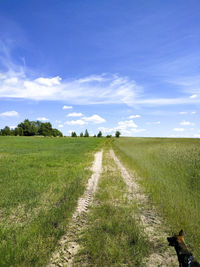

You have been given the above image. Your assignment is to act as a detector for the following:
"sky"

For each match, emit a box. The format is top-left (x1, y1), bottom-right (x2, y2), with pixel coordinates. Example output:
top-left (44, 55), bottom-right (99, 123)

top-left (0, 0), bottom-right (200, 137)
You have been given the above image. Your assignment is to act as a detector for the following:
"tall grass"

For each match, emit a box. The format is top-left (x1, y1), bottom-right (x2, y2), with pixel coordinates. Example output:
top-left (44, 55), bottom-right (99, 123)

top-left (0, 136), bottom-right (103, 267)
top-left (75, 150), bottom-right (150, 266)
top-left (113, 137), bottom-right (200, 259)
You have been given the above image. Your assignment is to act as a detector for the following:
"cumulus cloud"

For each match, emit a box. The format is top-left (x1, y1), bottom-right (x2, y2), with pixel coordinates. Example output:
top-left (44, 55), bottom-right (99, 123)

top-left (58, 124), bottom-right (64, 128)
top-left (180, 121), bottom-right (195, 126)
top-left (63, 105), bottom-right (73, 110)
top-left (65, 114), bottom-right (106, 125)
top-left (0, 110), bottom-right (19, 117)
top-left (173, 128), bottom-right (185, 132)
top-left (146, 121), bottom-right (160, 125)
top-left (65, 120), bottom-right (87, 126)
top-left (67, 112), bottom-right (83, 117)
top-left (98, 119), bottom-right (146, 136)
top-left (83, 115), bottom-right (106, 124)
top-left (129, 115), bottom-right (141, 119)
top-left (35, 76), bottom-right (61, 86)
top-left (37, 117), bottom-right (49, 121)
top-left (118, 120), bottom-right (138, 128)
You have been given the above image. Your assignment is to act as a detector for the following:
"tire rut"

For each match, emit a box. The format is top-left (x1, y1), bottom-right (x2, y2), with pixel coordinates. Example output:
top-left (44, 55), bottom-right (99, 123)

top-left (110, 149), bottom-right (177, 267)
top-left (47, 150), bottom-right (103, 267)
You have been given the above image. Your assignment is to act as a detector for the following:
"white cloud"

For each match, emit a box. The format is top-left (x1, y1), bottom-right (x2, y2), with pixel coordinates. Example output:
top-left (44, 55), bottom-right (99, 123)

top-left (83, 114), bottom-right (106, 124)
top-left (180, 121), bottom-right (195, 126)
top-left (129, 114), bottom-right (141, 119)
top-left (98, 119), bottom-right (146, 137)
top-left (0, 72), bottom-right (142, 105)
top-left (0, 110), bottom-right (19, 117)
top-left (194, 134), bottom-right (200, 138)
top-left (65, 114), bottom-right (106, 125)
top-left (37, 117), bottom-right (49, 121)
top-left (9, 125), bottom-right (17, 129)
top-left (65, 120), bottom-right (87, 125)
top-left (179, 111), bottom-right (187, 115)
top-left (67, 112), bottom-right (83, 117)
top-left (63, 105), bottom-right (73, 110)
top-left (58, 124), bottom-right (64, 128)
top-left (190, 94), bottom-right (198, 99)
top-left (146, 121), bottom-right (160, 125)
top-left (173, 128), bottom-right (185, 132)
top-left (35, 76), bottom-right (61, 86)
top-left (5, 77), bottom-right (18, 84)
top-left (191, 111), bottom-right (196, 114)
top-left (77, 74), bottom-right (106, 83)
top-left (118, 120), bottom-right (138, 128)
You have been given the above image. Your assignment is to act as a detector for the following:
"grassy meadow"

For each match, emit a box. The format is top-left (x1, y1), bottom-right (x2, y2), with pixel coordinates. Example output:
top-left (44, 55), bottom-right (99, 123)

top-left (0, 136), bottom-right (103, 267)
top-left (113, 137), bottom-right (200, 259)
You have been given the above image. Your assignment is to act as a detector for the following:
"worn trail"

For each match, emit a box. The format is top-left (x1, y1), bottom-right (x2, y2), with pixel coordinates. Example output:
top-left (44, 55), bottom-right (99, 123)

top-left (110, 149), bottom-right (177, 266)
top-left (47, 150), bottom-right (103, 267)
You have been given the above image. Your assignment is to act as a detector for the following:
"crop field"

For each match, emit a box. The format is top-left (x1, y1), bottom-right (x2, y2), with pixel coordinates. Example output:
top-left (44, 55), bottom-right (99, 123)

top-left (0, 136), bottom-right (103, 267)
top-left (113, 137), bottom-right (200, 259)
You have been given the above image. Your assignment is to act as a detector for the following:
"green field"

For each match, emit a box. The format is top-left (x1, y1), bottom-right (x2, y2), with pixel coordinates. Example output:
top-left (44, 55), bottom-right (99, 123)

top-left (113, 137), bottom-right (200, 259)
top-left (0, 136), bottom-right (103, 267)
top-left (1, 136), bottom-right (200, 266)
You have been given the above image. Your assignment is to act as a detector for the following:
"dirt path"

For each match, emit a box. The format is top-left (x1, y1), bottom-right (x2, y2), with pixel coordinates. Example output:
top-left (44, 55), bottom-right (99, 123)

top-left (110, 150), bottom-right (177, 266)
top-left (47, 150), bottom-right (103, 267)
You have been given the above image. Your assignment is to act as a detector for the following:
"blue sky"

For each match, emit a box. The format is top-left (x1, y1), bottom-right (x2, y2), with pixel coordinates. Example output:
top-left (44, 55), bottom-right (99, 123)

top-left (0, 0), bottom-right (200, 137)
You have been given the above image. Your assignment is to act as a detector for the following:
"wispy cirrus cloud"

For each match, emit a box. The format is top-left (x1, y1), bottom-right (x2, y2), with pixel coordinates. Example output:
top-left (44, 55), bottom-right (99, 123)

top-left (0, 70), bottom-right (141, 105)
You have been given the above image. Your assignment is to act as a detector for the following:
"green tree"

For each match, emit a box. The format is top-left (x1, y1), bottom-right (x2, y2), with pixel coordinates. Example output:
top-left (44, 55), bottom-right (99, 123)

top-left (71, 131), bottom-right (77, 137)
top-left (18, 119), bottom-right (37, 136)
top-left (80, 132), bottom-right (83, 137)
top-left (84, 129), bottom-right (89, 137)
top-left (97, 131), bottom-right (102, 137)
top-left (38, 122), bottom-right (52, 136)
top-left (1, 126), bottom-right (11, 136)
top-left (52, 129), bottom-right (63, 137)
top-left (115, 131), bottom-right (121, 138)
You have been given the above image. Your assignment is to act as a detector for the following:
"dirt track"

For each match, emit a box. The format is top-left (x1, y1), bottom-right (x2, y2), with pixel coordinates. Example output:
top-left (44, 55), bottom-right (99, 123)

top-left (48, 149), bottom-right (177, 266)
top-left (47, 150), bottom-right (103, 267)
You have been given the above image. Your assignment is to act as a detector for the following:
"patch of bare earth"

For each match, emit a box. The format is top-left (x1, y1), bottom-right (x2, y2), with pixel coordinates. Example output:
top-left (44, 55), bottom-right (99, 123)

top-left (110, 150), bottom-right (177, 267)
top-left (47, 150), bottom-right (103, 267)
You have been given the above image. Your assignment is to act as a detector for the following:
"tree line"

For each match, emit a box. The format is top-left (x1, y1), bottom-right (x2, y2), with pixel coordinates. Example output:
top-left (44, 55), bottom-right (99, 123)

top-left (0, 119), bottom-right (63, 137)
top-left (71, 129), bottom-right (121, 138)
